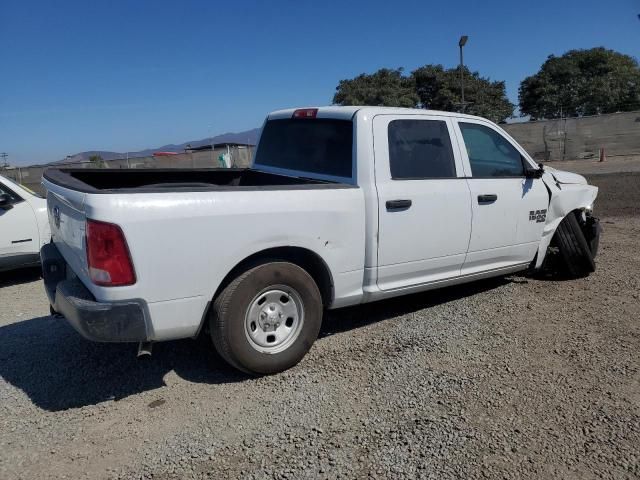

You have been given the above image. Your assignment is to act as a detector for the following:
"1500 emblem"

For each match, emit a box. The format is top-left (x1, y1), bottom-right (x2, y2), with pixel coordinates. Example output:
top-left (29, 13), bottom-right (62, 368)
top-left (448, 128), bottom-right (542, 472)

top-left (529, 209), bottom-right (547, 223)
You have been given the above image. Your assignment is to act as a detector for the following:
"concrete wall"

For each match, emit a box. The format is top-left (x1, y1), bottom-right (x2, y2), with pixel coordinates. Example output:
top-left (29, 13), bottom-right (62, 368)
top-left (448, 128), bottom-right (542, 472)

top-left (2, 146), bottom-right (254, 196)
top-left (503, 110), bottom-right (640, 162)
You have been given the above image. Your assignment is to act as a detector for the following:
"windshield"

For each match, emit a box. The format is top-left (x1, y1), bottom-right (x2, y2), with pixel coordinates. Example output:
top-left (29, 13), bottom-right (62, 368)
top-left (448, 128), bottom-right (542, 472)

top-left (253, 118), bottom-right (353, 180)
top-left (1, 175), bottom-right (43, 198)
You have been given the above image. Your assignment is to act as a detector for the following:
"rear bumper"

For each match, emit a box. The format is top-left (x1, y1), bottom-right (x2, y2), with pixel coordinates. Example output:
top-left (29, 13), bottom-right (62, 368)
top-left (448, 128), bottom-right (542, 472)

top-left (41, 243), bottom-right (150, 342)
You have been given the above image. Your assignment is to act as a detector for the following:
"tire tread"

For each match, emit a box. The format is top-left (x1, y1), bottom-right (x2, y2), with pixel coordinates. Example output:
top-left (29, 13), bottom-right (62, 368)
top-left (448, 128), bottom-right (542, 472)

top-left (210, 261), bottom-right (322, 375)
top-left (554, 211), bottom-right (595, 278)
top-left (211, 267), bottom-right (256, 374)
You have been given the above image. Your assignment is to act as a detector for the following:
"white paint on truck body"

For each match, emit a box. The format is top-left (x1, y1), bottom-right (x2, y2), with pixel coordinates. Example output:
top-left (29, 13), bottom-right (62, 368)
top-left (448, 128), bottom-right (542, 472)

top-left (0, 175), bottom-right (50, 270)
top-left (42, 106), bottom-right (599, 342)
top-left (44, 179), bottom-right (366, 340)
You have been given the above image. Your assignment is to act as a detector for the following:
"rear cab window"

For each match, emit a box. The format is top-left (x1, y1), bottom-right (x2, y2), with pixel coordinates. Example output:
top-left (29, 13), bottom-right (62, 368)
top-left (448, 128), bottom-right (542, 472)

top-left (253, 118), bottom-right (354, 182)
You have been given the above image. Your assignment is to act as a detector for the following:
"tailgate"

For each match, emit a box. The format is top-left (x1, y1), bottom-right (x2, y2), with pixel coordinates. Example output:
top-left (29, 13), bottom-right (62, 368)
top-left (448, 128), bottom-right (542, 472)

top-left (45, 182), bottom-right (89, 283)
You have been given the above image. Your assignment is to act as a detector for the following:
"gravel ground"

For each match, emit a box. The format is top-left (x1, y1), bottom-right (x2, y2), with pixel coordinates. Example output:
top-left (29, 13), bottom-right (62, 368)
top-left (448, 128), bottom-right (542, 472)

top-left (1, 171), bottom-right (639, 480)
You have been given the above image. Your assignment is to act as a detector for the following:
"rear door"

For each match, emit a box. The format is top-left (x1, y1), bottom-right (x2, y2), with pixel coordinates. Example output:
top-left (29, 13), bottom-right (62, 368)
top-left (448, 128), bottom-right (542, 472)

top-left (453, 119), bottom-right (548, 274)
top-left (373, 114), bottom-right (472, 291)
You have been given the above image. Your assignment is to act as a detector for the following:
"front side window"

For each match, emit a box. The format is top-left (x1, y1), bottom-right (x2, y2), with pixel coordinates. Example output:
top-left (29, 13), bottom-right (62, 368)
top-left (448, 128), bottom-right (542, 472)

top-left (388, 119), bottom-right (456, 179)
top-left (459, 122), bottom-right (524, 177)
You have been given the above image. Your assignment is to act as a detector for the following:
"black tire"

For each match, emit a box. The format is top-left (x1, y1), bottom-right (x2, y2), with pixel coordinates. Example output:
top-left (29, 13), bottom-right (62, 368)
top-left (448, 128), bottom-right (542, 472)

top-left (584, 216), bottom-right (601, 257)
top-left (554, 211), bottom-right (596, 278)
top-left (210, 261), bottom-right (323, 375)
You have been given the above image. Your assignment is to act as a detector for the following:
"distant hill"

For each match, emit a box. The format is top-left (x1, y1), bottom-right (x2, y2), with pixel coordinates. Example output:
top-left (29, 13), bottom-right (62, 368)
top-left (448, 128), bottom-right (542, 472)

top-left (57, 128), bottom-right (260, 164)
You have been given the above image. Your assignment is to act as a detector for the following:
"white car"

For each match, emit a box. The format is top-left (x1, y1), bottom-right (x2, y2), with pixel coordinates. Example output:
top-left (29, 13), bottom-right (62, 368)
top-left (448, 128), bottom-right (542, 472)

top-left (0, 175), bottom-right (50, 272)
top-left (40, 106), bottom-right (601, 374)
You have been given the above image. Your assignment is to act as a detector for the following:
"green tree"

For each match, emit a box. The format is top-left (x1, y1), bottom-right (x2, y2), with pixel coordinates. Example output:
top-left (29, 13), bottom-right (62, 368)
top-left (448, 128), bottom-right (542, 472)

top-left (333, 68), bottom-right (419, 108)
top-left (88, 154), bottom-right (105, 168)
top-left (333, 65), bottom-right (514, 122)
top-left (519, 47), bottom-right (640, 119)
top-left (412, 65), bottom-right (514, 123)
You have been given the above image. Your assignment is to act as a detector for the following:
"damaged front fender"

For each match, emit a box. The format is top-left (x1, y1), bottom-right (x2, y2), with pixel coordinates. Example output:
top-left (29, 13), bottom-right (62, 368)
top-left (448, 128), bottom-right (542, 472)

top-left (534, 169), bottom-right (598, 269)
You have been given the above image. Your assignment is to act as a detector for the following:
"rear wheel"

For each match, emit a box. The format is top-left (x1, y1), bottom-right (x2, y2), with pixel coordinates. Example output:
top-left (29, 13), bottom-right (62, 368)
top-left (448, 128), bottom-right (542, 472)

top-left (553, 211), bottom-right (596, 278)
top-left (210, 261), bottom-right (323, 375)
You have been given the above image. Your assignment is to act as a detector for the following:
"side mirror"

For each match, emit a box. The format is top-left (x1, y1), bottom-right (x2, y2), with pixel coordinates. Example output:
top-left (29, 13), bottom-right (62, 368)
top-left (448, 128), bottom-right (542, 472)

top-left (524, 166), bottom-right (544, 179)
top-left (0, 193), bottom-right (13, 209)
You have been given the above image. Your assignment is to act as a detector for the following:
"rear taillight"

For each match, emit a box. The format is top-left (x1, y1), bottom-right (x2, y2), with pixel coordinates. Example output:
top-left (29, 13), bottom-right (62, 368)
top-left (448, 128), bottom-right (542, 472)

top-left (292, 108), bottom-right (318, 119)
top-left (86, 219), bottom-right (136, 286)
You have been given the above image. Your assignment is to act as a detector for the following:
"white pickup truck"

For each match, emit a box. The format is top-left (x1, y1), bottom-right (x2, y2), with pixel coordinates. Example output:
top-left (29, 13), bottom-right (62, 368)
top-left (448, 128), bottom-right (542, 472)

top-left (41, 106), bottom-right (601, 374)
top-left (1, 174), bottom-right (50, 272)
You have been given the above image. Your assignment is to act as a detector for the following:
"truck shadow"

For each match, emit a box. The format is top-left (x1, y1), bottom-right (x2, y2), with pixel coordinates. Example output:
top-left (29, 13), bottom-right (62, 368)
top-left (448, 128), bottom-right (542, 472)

top-left (0, 315), bottom-right (245, 412)
top-left (0, 267), bottom-right (42, 288)
top-left (320, 276), bottom-right (511, 338)
top-left (0, 277), bottom-right (511, 412)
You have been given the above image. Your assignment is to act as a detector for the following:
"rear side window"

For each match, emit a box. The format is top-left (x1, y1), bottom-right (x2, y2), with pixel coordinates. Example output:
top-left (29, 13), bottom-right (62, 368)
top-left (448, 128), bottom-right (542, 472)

top-left (459, 122), bottom-right (524, 177)
top-left (388, 120), bottom-right (456, 179)
top-left (254, 119), bottom-right (353, 179)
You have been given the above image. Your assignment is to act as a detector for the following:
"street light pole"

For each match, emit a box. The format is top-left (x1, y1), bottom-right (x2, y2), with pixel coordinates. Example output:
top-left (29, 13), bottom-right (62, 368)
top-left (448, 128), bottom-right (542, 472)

top-left (459, 35), bottom-right (468, 113)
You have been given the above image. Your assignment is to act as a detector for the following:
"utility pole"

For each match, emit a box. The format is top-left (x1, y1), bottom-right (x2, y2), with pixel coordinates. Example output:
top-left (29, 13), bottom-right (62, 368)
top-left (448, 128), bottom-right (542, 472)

top-left (459, 35), bottom-right (469, 113)
top-left (208, 124), bottom-right (215, 166)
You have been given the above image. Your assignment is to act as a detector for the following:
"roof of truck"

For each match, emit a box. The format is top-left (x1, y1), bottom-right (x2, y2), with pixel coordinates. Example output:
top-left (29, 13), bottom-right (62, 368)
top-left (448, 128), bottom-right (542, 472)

top-left (268, 106), bottom-right (488, 122)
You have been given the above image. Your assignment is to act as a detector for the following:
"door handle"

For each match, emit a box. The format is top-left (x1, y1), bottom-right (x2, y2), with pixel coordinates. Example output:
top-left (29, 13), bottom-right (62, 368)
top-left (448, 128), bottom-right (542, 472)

top-left (478, 194), bottom-right (498, 204)
top-left (386, 199), bottom-right (412, 211)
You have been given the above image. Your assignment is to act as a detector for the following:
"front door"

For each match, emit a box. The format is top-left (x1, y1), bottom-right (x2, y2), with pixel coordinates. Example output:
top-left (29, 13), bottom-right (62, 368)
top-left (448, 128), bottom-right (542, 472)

top-left (0, 183), bottom-right (39, 263)
top-left (373, 115), bottom-right (472, 291)
top-left (453, 120), bottom-right (548, 275)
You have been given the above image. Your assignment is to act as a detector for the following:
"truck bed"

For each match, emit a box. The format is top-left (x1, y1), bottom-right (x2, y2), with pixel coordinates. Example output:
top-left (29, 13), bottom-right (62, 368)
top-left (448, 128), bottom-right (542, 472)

top-left (42, 163), bottom-right (366, 341)
top-left (43, 168), bottom-right (350, 194)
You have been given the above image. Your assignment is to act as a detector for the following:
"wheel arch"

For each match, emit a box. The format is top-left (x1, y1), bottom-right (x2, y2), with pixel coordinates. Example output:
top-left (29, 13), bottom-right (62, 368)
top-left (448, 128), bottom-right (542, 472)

top-left (533, 179), bottom-right (598, 270)
top-left (534, 207), bottom-right (589, 269)
top-left (193, 246), bottom-right (335, 340)
top-left (213, 246), bottom-right (334, 308)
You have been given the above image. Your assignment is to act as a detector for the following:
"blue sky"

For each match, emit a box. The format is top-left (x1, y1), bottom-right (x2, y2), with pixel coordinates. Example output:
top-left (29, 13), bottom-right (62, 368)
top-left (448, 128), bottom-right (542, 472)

top-left (1, 0), bottom-right (639, 165)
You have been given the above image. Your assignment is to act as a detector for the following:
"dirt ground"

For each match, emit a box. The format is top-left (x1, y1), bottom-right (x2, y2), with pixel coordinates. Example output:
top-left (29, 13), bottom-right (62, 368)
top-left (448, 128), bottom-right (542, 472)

top-left (0, 169), bottom-right (639, 479)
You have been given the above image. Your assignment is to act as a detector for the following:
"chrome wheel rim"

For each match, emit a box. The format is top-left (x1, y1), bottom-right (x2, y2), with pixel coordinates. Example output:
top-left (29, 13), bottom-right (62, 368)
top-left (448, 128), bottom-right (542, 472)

top-left (244, 285), bottom-right (304, 354)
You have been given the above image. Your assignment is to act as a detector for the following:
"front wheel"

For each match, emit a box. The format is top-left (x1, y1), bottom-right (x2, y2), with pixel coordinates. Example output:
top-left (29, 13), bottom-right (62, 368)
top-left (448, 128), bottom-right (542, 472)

top-left (553, 211), bottom-right (598, 278)
top-left (210, 262), bottom-right (323, 375)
